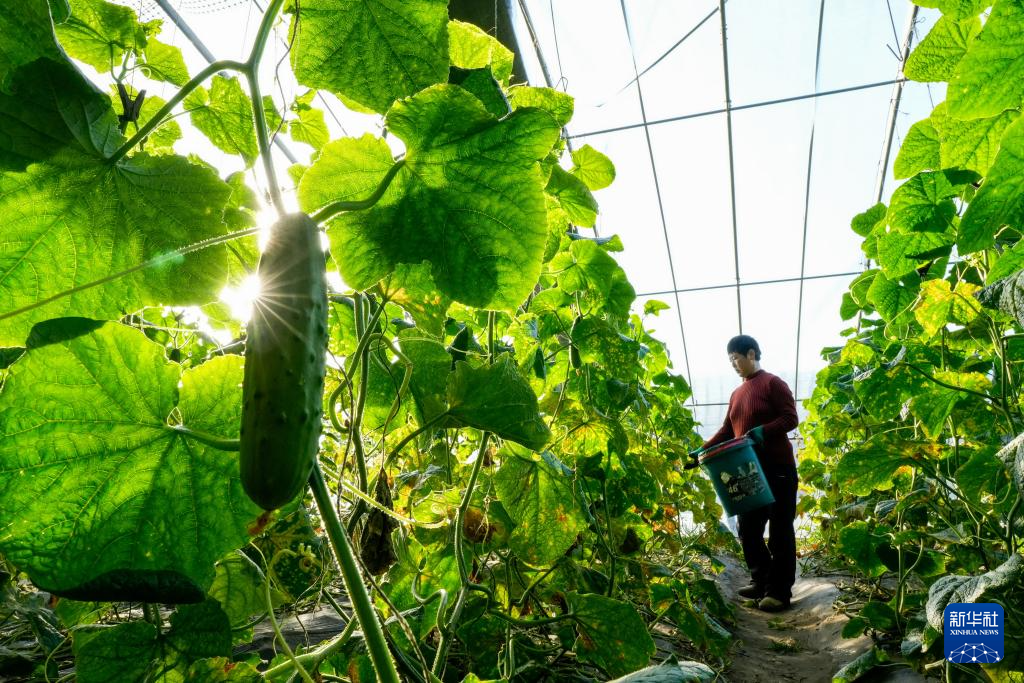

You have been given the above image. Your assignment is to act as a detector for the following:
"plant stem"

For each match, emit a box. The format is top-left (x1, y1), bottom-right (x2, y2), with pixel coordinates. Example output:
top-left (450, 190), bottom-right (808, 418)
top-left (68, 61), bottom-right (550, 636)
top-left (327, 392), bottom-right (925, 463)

top-left (309, 464), bottom-right (401, 683)
top-left (262, 618), bottom-right (358, 679)
top-left (168, 426), bottom-right (240, 450)
top-left (107, 60), bottom-right (248, 163)
top-left (311, 160), bottom-right (408, 224)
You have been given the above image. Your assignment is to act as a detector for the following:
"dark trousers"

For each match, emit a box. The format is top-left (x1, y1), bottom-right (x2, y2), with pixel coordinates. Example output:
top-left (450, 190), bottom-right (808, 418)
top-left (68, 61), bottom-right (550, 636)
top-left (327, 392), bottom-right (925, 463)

top-left (737, 463), bottom-right (798, 601)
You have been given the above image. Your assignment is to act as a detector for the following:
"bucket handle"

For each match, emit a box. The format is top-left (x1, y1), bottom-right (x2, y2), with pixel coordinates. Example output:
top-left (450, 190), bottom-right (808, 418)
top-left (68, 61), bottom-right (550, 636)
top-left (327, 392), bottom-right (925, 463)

top-left (683, 447), bottom-right (703, 470)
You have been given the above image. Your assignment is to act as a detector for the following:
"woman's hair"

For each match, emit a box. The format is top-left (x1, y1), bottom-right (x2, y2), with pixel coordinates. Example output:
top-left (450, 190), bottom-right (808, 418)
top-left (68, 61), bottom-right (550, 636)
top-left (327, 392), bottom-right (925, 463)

top-left (727, 334), bottom-right (761, 361)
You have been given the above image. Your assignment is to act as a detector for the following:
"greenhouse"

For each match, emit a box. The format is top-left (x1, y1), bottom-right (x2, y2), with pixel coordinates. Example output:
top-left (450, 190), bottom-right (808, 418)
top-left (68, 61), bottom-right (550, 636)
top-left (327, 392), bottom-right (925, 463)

top-left (0, 0), bottom-right (1021, 681)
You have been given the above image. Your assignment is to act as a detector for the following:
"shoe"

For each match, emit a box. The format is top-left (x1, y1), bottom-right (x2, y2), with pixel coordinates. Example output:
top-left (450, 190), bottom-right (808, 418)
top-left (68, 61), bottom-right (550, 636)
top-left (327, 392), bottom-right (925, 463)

top-left (737, 583), bottom-right (766, 599)
top-left (757, 596), bottom-right (791, 612)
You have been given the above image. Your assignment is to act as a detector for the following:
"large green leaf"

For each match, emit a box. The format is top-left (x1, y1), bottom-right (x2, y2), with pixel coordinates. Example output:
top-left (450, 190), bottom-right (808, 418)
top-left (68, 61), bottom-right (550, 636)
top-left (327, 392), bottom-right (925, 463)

top-left (958, 115), bottom-right (1024, 252)
top-left (925, 552), bottom-right (1024, 630)
top-left (547, 165), bottom-right (598, 227)
top-left (447, 356), bottom-right (550, 450)
top-left (56, 0), bottom-right (149, 73)
top-left (566, 592), bottom-right (656, 678)
top-left (835, 446), bottom-right (913, 496)
top-left (73, 598), bottom-right (232, 682)
top-left (931, 101), bottom-right (1019, 176)
top-left (977, 268), bottom-right (1024, 326)
top-left (0, 147), bottom-right (235, 345)
top-left (398, 332), bottom-right (450, 425)
top-left (911, 0), bottom-right (990, 18)
top-left (139, 36), bottom-right (189, 86)
top-left (948, 0), bottom-right (1024, 119)
top-left (0, 324), bottom-right (261, 600)
top-left (886, 171), bottom-right (960, 233)
top-left (905, 15), bottom-right (981, 82)
top-left (876, 230), bottom-right (952, 278)
top-left (288, 90), bottom-right (329, 151)
top-left (915, 279), bottom-right (981, 336)
top-left (866, 271), bottom-right (920, 320)
top-left (298, 134), bottom-right (395, 212)
top-left (571, 144), bottom-right (616, 191)
top-left (552, 240), bottom-right (636, 319)
top-left (494, 449), bottom-right (584, 566)
top-left (0, 58), bottom-right (122, 171)
top-left (0, 3), bottom-right (64, 93)
top-left (910, 371), bottom-right (989, 437)
top-left (289, 0), bottom-right (449, 114)
top-left (893, 119), bottom-right (940, 179)
top-left (837, 522), bottom-right (888, 578)
top-left (508, 85), bottom-right (574, 127)
top-left (449, 20), bottom-right (514, 85)
top-left (322, 85), bottom-right (560, 311)
top-left (185, 75), bottom-right (258, 166)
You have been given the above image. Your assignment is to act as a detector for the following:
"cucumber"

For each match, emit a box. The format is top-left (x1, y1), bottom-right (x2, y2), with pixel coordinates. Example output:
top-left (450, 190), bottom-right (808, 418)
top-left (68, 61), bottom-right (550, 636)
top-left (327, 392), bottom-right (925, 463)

top-left (240, 213), bottom-right (328, 510)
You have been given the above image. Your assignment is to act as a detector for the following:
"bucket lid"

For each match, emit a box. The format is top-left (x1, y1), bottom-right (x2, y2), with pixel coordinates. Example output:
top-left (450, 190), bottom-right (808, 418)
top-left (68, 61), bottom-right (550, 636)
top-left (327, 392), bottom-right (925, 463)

top-left (699, 435), bottom-right (753, 463)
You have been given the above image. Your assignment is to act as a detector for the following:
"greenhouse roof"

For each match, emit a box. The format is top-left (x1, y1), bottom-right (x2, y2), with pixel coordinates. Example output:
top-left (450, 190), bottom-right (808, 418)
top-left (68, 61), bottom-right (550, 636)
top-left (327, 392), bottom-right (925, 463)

top-left (126, 0), bottom-right (944, 436)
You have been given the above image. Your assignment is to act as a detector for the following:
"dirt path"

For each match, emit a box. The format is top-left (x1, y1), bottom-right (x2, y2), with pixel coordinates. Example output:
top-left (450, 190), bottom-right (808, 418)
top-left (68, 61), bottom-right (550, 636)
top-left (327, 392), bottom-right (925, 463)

top-left (717, 554), bottom-right (929, 683)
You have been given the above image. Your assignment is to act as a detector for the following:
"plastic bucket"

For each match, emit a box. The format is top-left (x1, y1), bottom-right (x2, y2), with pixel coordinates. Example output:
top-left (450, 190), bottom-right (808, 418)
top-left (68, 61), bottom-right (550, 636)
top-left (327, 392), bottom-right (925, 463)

top-left (699, 436), bottom-right (775, 516)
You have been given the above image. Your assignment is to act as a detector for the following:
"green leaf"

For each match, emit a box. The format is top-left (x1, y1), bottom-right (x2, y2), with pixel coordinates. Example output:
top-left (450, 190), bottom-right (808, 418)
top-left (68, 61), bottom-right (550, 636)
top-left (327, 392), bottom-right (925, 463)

top-left (911, 0), bottom-right (990, 19)
top-left (958, 115), bottom-right (1024, 252)
top-left (837, 522), bottom-right (888, 578)
top-left (887, 171), bottom-right (960, 233)
top-left (289, 90), bottom-right (329, 151)
top-left (508, 85), bottom-right (575, 127)
top-left (851, 202), bottom-right (887, 237)
top-left (0, 58), bottom-right (122, 170)
top-left (72, 599), bottom-right (232, 682)
top-left (910, 371), bottom-right (990, 437)
top-left (571, 144), bottom-right (616, 191)
top-left (73, 621), bottom-right (158, 683)
top-left (56, 0), bottom-right (148, 73)
top-left (0, 2), bottom-right (64, 93)
top-left (448, 20), bottom-right (514, 84)
top-left (836, 446), bottom-right (913, 496)
top-left (140, 36), bottom-right (189, 86)
top-left (398, 332), bottom-right (451, 424)
top-left (547, 165), bottom-right (599, 227)
top-left (448, 356), bottom-right (550, 450)
top-left (925, 553), bottom-right (1024, 630)
top-left (866, 272), bottom-right (919, 321)
top-left (0, 325), bottom-right (261, 600)
top-left (290, 0), bottom-right (449, 114)
top-left (566, 592), bottom-right (656, 677)
top-left (494, 448), bottom-right (585, 566)
top-left (643, 299), bottom-right (670, 315)
top-left (187, 658), bottom-right (263, 682)
top-left (905, 15), bottom-right (981, 82)
top-left (948, 0), bottom-right (1024, 119)
top-left (913, 279), bottom-right (981, 336)
top-left (832, 648), bottom-right (890, 683)
top-left (956, 450), bottom-right (1011, 506)
top-left (130, 89), bottom-right (181, 154)
top-left (977, 268), bottom-right (1024, 326)
top-left (299, 134), bottom-right (394, 212)
top-left (0, 147), bottom-right (235, 346)
top-left (931, 100), bottom-right (1019, 176)
top-left (553, 240), bottom-right (637, 319)
top-left (893, 119), bottom-right (940, 179)
top-left (876, 230), bottom-right (952, 279)
top-left (326, 85), bottom-right (560, 311)
top-left (185, 75), bottom-right (258, 166)
top-left (608, 662), bottom-right (715, 683)
top-left (449, 67), bottom-right (509, 118)
top-left (208, 551), bottom-right (266, 628)
top-left (380, 263), bottom-right (451, 337)
top-left (860, 601), bottom-right (897, 630)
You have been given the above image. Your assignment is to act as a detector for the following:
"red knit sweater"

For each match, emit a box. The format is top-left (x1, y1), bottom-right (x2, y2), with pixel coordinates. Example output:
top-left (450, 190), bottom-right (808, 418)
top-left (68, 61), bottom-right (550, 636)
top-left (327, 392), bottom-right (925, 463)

top-left (702, 370), bottom-right (799, 467)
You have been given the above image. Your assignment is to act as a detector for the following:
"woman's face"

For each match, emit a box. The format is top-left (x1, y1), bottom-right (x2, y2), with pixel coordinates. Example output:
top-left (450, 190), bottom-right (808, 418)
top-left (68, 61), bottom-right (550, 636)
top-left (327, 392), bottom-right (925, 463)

top-left (728, 349), bottom-right (758, 378)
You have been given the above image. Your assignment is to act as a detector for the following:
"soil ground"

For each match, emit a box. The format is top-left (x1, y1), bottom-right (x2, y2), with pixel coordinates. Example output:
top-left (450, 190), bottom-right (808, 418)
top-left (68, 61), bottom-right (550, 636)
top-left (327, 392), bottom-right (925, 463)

top-left (717, 554), bottom-right (930, 683)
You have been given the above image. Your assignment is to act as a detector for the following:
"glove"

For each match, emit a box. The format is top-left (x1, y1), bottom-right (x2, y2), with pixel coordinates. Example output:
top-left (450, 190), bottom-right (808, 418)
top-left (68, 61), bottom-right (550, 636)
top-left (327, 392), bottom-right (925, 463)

top-left (746, 425), bottom-right (765, 446)
top-left (683, 447), bottom-right (703, 469)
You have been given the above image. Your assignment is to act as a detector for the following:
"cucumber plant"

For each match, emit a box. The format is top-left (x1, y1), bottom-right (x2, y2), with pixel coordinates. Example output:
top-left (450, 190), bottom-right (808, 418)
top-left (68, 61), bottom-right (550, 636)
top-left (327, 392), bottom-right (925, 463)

top-left (803, 1), bottom-right (1024, 679)
top-left (0, 0), bottom-right (732, 680)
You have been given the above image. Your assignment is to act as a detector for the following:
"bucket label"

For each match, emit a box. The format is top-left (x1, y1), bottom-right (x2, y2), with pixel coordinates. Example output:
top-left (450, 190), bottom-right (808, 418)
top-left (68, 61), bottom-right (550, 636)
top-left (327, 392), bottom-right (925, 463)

top-left (944, 603), bottom-right (1003, 664)
top-left (719, 461), bottom-right (768, 500)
